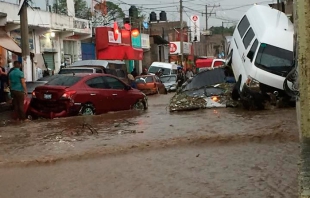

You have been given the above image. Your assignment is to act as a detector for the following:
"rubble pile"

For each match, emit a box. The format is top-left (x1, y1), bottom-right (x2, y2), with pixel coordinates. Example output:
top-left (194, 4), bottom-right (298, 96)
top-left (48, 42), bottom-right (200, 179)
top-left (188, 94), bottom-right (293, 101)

top-left (169, 92), bottom-right (207, 112)
top-left (169, 67), bottom-right (240, 112)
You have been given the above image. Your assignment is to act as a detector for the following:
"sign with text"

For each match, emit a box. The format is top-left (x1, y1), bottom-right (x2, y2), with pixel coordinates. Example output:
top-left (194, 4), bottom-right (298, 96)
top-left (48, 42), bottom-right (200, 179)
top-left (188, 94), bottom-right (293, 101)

top-left (169, 42), bottom-right (191, 55)
top-left (190, 15), bottom-right (201, 42)
top-left (108, 31), bottom-right (122, 44)
top-left (141, 34), bottom-right (150, 49)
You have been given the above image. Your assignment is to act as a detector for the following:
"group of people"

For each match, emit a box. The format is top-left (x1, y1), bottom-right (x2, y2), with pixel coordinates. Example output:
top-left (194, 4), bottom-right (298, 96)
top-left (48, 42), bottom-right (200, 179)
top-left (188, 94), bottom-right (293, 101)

top-left (176, 68), bottom-right (194, 90)
top-left (0, 61), bottom-right (28, 121)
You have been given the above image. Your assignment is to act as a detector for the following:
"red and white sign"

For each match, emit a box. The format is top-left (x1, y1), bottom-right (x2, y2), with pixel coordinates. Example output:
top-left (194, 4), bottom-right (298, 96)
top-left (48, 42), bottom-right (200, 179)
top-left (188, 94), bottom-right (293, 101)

top-left (108, 31), bottom-right (122, 44)
top-left (170, 43), bottom-right (177, 53)
top-left (169, 42), bottom-right (191, 55)
top-left (190, 15), bottom-right (201, 42)
top-left (192, 15), bottom-right (198, 22)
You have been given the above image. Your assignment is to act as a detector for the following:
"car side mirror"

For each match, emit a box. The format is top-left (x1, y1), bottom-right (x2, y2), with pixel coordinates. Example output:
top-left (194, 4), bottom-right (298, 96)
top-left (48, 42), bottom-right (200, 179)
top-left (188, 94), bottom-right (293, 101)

top-left (247, 51), bottom-right (254, 62)
top-left (125, 85), bottom-right (131, 90)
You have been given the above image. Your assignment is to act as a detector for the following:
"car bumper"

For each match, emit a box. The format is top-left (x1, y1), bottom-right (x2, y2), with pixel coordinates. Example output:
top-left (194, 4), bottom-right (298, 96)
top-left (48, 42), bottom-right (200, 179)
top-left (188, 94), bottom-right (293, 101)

top-left (29, 100), bottom-right (81, 119)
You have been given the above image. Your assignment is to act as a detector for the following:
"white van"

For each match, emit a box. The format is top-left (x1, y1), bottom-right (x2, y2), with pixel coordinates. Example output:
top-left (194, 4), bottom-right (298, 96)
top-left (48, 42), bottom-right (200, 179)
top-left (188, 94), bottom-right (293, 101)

top-left (148, 62), bottom-right (178, 76)
top-left (226, 5), bottom-right (294, 109)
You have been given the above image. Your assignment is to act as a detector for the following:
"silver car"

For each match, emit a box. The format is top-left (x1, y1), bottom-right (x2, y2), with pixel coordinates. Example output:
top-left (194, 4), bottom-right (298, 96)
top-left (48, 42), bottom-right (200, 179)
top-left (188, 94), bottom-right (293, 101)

top-left (160, 75), bottom-right (177, 92)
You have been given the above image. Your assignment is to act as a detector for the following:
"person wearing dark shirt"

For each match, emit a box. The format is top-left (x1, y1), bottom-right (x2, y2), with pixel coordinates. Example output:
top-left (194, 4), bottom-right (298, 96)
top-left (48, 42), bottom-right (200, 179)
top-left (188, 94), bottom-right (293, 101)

top-left (131, 68), bottom-right (138, 78)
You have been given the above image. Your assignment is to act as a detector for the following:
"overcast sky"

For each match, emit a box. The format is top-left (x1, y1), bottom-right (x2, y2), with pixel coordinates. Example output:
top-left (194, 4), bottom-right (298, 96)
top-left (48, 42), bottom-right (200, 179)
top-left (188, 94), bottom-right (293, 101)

top-left (4, 0), bottom-right (276, 28)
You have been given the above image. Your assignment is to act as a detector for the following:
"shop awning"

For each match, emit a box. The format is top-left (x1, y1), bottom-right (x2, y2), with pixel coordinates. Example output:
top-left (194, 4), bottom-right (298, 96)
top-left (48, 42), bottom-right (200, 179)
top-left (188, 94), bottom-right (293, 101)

top-left (124, 47), bottom-right (143, 60)
top-left (97, 45), bottom-right (126, 60)
top-left (0, 28), bottom-right (22, 55)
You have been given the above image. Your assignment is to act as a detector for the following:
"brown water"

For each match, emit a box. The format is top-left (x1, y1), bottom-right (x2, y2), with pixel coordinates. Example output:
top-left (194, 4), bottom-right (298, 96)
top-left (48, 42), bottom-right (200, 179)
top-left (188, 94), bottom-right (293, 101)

top-left (0, 94), bottom-right (299, 197)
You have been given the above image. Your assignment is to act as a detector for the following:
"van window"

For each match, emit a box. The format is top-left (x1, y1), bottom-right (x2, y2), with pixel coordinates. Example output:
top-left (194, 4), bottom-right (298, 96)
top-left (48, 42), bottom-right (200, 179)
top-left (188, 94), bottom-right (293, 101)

top-left (247, 39), bottom-right (259, 62)
top-left (149, 66), bottom-right (171, 75)
top-left (255, 43), bottom-right (293, 75)
top-left (243, 28), bottom-right (255, 49)
top-left (238, 16), bottom-right (250, 38)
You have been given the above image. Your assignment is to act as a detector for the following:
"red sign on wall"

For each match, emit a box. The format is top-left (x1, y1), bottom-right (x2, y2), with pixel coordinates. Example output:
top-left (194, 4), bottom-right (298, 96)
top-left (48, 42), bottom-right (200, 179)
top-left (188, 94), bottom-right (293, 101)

top-left (170, 43), bottom-right (177, 53)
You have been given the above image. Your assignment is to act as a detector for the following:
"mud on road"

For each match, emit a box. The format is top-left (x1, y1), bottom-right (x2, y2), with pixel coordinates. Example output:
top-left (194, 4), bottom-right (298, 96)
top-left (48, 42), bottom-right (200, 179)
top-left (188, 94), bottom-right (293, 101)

top-left (0, 94), bottom-right (299, 198)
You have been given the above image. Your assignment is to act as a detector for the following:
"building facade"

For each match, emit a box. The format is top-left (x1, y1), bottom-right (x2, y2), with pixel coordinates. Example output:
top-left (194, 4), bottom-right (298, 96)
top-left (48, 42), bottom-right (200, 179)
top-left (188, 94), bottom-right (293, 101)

top-left (0, 1), bottom-right (92, 81)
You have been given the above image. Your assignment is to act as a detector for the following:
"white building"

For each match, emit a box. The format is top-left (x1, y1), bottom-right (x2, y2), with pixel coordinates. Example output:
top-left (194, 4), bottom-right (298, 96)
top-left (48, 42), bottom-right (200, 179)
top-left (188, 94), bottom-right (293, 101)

top-left (0, 1), bottom-right (92, 81)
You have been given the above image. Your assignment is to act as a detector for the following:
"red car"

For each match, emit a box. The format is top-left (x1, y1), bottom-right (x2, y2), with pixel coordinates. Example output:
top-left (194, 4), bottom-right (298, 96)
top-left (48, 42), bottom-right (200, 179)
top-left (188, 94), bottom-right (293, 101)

top-left (30, 74), bottom-right (148, 119)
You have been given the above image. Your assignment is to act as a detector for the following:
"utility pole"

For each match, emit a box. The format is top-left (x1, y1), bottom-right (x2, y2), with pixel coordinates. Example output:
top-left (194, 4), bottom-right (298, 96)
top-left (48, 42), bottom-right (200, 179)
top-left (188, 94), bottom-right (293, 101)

top-left (202, 4), bottom-right (220, 30)
top-left (277, 0), bottom-right (280, 11)
top-left (19, 0), bottom-right (31, 81)
top-left (297, 1), bottom-right (310, 197)
top-left (180, 0), bottom-right (184, 66)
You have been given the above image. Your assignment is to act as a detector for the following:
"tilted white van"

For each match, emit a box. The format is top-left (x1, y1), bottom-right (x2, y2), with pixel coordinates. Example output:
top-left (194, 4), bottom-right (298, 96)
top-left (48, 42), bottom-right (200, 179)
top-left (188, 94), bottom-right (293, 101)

top-left (226, 5), bottom-right (294, 109)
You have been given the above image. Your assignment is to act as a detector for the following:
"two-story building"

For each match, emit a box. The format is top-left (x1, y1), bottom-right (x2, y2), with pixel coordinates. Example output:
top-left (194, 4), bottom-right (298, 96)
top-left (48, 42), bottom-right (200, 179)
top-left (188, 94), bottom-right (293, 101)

top-left (0, 1), bottom-right (92, 81)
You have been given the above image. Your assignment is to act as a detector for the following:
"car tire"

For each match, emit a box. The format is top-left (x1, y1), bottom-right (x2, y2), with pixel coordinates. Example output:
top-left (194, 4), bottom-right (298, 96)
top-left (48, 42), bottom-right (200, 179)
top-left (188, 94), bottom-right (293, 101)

top-left (80, 104), bottom-right (95, 116)
top-left (232, 76), bottom-right (241, 101)
top-left (133, 101), bottom-right (146, 110)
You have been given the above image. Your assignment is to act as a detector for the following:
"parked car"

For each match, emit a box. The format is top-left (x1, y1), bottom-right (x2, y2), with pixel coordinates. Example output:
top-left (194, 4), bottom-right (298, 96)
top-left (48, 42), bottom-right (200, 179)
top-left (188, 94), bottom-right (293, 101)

top-left (30, 74), bottom-right (148, 119)
top-left (226, 5), bottom-right (294, 109)
top-left (12, 81), bottom-right (48, 120)
top-left (135, 75), bottom-right (167, 95)
top-left (58, 67), bottom-right (103, 74)
top-left (69, 60), bottom-right (128, 84)
top-left (160, 75), bottom-right (177, 92)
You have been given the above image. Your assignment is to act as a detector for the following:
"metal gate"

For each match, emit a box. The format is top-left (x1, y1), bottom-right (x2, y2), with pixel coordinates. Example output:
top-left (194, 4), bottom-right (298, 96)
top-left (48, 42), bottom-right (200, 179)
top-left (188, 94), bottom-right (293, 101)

top-left (81, 43), bottom-right (95, 60)
top-left (43, 52), bottom-right (55, 70)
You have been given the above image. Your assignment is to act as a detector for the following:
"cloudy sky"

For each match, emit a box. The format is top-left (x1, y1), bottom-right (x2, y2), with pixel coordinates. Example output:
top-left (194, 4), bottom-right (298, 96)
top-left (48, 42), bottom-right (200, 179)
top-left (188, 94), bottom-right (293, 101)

top-left (4, 0), bottom-right (276, 28)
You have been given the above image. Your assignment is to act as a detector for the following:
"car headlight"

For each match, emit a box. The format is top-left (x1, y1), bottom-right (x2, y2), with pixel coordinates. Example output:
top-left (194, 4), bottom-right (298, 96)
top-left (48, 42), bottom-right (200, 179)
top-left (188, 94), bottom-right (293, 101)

top-left (245, 75), bottom-right (260, 89)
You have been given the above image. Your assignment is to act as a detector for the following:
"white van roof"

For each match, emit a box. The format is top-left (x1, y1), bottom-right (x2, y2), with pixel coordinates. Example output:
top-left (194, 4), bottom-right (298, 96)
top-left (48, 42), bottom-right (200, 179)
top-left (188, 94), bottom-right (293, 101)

top-left (245, 5), bottom-right (294, 51)
top-left (70, 60), bottom-right (125, 68)
top-left (150, 62), bottom-right (178, 70)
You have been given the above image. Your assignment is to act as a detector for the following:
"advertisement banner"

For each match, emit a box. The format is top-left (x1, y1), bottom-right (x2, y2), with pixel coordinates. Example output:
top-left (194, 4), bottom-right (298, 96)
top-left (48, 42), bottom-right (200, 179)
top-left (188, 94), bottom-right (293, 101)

top-left (131, 34), bottom-right (141, 48)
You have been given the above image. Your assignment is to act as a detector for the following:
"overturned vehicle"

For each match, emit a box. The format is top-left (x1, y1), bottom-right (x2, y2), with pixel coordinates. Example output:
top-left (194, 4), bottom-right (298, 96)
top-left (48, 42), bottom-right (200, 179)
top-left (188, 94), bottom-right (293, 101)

top-left (169, 67), bottom-right (237, 112)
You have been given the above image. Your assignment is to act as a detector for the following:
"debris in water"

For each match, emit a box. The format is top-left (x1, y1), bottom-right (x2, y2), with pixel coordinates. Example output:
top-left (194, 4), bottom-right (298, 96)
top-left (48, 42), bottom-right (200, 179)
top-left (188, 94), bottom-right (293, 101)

top-left (82, 123), bottom-right (98, 134)
top-left (196, 154), bottom-right (200, 157)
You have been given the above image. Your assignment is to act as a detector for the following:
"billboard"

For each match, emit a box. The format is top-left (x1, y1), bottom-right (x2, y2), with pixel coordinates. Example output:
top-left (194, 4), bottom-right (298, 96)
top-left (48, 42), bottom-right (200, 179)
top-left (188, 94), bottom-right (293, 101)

top-left (190, 15), bottom-right (201, 42)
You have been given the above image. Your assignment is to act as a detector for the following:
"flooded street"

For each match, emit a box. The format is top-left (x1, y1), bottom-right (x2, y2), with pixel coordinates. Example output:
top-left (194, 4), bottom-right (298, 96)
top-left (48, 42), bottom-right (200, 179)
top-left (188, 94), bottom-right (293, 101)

top-left (0, 94), bottom-right (299, 197)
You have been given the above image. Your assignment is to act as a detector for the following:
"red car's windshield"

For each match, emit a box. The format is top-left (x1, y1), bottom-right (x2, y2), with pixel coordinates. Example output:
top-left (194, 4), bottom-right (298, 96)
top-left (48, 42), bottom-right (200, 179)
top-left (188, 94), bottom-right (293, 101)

top-left (46, 76), bottom-right (82, 86)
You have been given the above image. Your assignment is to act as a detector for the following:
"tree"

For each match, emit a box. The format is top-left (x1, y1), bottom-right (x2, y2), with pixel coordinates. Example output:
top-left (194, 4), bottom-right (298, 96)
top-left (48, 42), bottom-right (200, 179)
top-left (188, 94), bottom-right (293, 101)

top-left (52, 0), bottom-right (91, 19)
top-left (92, 1), bottom-right (125, 27)
top-left (209, 26), bottom-right (235, 35)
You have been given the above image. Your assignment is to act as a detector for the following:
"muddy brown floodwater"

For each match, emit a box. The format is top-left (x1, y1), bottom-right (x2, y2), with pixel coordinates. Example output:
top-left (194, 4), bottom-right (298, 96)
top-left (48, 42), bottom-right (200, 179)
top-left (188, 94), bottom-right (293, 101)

top-left (0, 94), bottom-right (299, 198)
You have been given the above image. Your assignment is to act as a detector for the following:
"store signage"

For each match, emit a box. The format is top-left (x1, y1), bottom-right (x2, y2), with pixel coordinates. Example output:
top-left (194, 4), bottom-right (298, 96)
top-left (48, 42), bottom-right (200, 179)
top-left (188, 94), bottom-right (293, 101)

top-left (169, 42), bottom-right (191, 55)
top-left (141, 34), bottom-right (150, 49)
top-left (108, 31), bottom-right (122, 44)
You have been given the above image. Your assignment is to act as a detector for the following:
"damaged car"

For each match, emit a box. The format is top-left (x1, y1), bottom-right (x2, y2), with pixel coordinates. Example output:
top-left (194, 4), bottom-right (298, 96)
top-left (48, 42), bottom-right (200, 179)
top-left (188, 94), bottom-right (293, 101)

top-left (30, 74), bottom-right (148, 119)
top-left (169, 67), bottom-right (237, 112)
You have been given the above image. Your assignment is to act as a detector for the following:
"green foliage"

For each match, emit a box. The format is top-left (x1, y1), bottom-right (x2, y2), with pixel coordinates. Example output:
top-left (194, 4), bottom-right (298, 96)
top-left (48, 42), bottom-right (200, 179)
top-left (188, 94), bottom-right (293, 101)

top-left (209, 26), bottom-right (235, 35)
top-left (92, 1), bottom-right (125, 27)
top-left (52, 0), bottom-right (91, 19)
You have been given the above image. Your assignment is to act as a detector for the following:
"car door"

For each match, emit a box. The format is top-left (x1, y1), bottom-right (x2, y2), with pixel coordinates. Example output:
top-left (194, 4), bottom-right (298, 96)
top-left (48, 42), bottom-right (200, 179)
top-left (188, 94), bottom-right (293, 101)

top-left (103, 76), bottom-right (133, 111)
top-left (85, 77), bottom-right (112, 114)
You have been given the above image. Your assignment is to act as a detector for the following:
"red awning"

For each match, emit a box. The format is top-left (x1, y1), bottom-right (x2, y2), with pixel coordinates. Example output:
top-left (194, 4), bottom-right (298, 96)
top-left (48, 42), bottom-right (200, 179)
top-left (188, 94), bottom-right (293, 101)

top-left (97, 45), bottom-right (126, 60)
top-left (196, 59), bottom-right (225, 68)
top-left (124, 47), bottom-right (143, 60)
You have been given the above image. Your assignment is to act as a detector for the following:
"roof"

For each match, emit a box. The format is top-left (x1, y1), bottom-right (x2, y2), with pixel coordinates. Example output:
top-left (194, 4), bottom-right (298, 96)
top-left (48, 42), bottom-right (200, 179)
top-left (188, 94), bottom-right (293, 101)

top-left (243, 5), bottom-right (294, 50)
top-left (70, 60), bottom-right (125, 67)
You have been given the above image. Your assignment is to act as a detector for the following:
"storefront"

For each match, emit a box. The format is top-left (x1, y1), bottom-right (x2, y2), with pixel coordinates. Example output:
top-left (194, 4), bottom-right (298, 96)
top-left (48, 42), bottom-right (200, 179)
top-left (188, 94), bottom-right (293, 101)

top-left (40, 32), bottom-right (59, 72)
top-left (169, 41), bottom-right (193, 69)
top-left (95, 26), bottom-right (144, 63)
